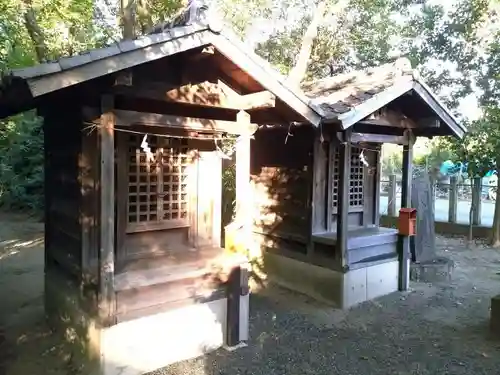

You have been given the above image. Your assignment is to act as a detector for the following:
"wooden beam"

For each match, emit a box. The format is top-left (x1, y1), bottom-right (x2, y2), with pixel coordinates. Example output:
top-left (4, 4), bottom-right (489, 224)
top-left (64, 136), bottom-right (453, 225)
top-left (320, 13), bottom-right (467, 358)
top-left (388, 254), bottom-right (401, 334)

top-left (83, 107), bottom-right (258, 135)
top-left (362, 108), bottom-right (419, 129)
top-left (99, 94), bottom-right (116, 325)
top-left (416, 117), bottom-right (440, 128)
top-left (112, 81), bottom-right (276, 111)
top-left (351, 133), bottom-right (408, 145)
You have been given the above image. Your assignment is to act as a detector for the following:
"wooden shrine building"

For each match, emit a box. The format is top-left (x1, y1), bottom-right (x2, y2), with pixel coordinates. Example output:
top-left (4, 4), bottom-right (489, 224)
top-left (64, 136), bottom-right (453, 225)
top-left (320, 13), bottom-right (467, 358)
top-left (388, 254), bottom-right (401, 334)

top-left (0, 3), bottom-right (466, 373)
top-left (249, 58), bottom-right (466, 308)
top-left (0, 6), bottom-right (322, 375)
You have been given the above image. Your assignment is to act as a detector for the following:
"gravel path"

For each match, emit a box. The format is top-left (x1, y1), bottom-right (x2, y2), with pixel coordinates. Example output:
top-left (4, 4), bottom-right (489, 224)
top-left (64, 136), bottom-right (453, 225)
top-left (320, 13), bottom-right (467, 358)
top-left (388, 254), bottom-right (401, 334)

top-left (152, 236), bottom-right (500, 375)
top-left (1, 212), bottom-right (500, 375)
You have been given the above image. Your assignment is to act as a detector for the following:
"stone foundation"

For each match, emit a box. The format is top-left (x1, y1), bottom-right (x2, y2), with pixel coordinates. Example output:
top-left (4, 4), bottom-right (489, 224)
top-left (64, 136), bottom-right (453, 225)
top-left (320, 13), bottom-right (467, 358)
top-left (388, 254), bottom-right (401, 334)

top-left (260, 252), bottom-right (402, 308)
top-left (410, 256), bottom-right (454, 283)
top-left (45, 268), bottom-right (249, 375)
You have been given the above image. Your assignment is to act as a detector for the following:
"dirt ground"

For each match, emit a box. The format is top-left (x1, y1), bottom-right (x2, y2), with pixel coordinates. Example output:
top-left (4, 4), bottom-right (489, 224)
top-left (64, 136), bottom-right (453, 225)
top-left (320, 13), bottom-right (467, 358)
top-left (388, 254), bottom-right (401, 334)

top-left (1, 212), bottom-right (500, 375)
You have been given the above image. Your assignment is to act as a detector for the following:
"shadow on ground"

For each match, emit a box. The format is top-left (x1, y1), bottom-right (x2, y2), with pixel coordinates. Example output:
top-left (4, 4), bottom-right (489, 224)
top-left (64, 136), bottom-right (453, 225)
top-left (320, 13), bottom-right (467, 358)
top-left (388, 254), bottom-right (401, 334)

top-left (156, 236), bottom-right (500, 375)
top-left (2, 211), bottom-right (500, 375)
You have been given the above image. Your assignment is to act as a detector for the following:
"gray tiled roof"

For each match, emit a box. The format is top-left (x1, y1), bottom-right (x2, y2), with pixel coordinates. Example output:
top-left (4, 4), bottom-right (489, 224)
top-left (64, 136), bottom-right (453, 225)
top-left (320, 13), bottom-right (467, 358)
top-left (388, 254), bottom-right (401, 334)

top-left (302, 58), bottom-right (415, 117)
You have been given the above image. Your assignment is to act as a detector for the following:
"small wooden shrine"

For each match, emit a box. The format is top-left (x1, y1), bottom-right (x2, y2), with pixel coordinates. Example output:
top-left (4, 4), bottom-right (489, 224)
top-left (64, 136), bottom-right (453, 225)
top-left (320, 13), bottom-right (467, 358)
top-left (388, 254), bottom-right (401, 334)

top-left (249, 59), bottom-right (466, 308)
top-left (0, 6), bottom-right (322, 375)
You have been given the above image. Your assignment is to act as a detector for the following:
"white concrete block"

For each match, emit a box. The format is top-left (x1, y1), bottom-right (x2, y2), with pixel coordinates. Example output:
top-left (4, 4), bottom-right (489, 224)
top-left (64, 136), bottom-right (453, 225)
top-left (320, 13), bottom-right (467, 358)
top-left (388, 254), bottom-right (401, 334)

top-left (366, 260), bottom-right (399, 300)
top-left (342, 267), bottom-right (367, 308)
top-left (101, 298), bottom-right (227, 375)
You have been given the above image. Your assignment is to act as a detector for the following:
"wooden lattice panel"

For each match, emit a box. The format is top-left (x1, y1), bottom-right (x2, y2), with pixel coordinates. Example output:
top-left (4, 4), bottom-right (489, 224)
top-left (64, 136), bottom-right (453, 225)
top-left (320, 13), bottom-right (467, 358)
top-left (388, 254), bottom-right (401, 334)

top-left (332, 146), bottom-right (364, 212)
top-left (127, 134), bottom-right (190, 232)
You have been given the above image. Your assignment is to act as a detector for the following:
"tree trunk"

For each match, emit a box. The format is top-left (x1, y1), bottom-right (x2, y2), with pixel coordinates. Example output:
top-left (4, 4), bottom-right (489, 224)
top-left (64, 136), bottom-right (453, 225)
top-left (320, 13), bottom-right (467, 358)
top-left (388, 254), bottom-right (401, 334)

top-left (121, 0), bottom-right (136, 39)
top-left (491, 168), bottom-right (500, 247)
top-left (287, 0), bottom-right (328, 87)
top-left (22, 1), bottom-right (48, 63)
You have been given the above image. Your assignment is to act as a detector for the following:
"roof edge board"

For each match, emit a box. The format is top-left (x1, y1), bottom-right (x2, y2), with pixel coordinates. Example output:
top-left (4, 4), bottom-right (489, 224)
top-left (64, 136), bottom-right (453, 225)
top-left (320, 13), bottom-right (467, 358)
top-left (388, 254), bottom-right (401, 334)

top-left (12, 22), bottom-right (210, 82)
top-left (25, 29), bottom-right (212, 98)
top-left (412, 80), bottom-right (466, 139)
top-left (328, 79), bottom-right (414, 130)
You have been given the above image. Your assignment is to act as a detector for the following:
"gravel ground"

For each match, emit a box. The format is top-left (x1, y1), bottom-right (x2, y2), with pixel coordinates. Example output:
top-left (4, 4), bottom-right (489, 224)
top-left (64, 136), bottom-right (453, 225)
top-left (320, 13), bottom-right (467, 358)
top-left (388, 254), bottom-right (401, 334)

top-left (152, 236), bottom-right (500, 375)
top-left (1, 211), bottom-right (500, 375)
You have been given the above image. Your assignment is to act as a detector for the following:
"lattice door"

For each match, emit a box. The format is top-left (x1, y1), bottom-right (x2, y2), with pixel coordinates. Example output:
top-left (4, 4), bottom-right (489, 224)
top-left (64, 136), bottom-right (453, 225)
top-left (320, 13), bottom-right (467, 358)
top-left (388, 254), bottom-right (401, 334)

top-left (126, 134), bottom-right (191, 233)
top-left (332, 146), bottom-right (364, 213)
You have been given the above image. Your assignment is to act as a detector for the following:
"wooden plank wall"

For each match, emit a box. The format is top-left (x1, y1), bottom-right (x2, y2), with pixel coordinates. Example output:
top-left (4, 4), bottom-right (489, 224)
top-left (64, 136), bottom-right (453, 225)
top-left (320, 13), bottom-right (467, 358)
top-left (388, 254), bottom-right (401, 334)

top-left (43, 106), bottom-right (84, 280)
top-left (80, 124), bottom-right (100, 282)
top-left (250, 126), bottom-right (313, 252)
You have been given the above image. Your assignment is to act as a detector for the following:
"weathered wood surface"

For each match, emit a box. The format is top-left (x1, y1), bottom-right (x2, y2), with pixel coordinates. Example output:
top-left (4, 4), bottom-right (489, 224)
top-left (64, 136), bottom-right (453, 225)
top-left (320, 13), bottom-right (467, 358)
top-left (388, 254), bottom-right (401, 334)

top-left (42, 103), bottom-right (85, 281)
top-left (112, 80), bottom-right (276, 111)
top-left (410, 174), bottom-right (436, 263)
top-left (99, 94), bottom-right (116, 323)
top-left (251, 126), bottom-right (313, 240)
top-left (311, 135), bottom-right (328, 234)
top-left (82, 107), bottom-right (258, 135)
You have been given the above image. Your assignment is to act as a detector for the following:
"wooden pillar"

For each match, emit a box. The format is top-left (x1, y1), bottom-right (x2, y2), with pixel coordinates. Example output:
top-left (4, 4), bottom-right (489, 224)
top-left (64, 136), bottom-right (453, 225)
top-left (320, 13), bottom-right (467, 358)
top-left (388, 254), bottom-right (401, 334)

top-left (472, 177), bottom-right (482, 226)
top-left (235, 111), bottom-right (252, 234)
top-left (398, 132), bottom-right (414, 291)
top-left (400, 135), bottom-right (413, 209)
top-left (99, 95), bottom-right (116, 325)
top-left (227, 111), bottom-right (251, 347)
top-left (42, 114), bottom-right (51, 272)
top-left (388, 174), bottom-right (397, 216)
top-left (373, 145), bottom-right (382, 226)
top-left (448, 176), bottom-right (458, 223)
top-left (311, 134), bottom-right (328, 234)
top-left (226, 265), bottom-right (249, 347)
top-left (336, 133), bottom-right (351, 269)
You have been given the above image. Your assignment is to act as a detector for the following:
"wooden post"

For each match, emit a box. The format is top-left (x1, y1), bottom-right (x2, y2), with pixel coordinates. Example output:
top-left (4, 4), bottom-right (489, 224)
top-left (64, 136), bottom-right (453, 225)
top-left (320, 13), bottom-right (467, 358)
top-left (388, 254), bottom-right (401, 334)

top-left (226, 265), bottom-right (249, 347)
top-left (373, 146), bottom-right (382, 226)
top-left (388, 174), bottom-right (397, 216)
top-left (336, 134), bottom-right (351, 269)
top-left (472, 177), bottom-right (482, 226)
top-left (99, 95), bottom-right (116, 325)
top-left (448, 176), bottom-right (458, 223)
top-left (311, 134), bottom-right (328, 234)
top-left (400, 139), bottom-right (413, 209)
top-left (227, 111), bottom-right (251, 347)
top-left (398, 132), bottom-right (414, 291)
top-left (235, 111), bottom-right (252, 240)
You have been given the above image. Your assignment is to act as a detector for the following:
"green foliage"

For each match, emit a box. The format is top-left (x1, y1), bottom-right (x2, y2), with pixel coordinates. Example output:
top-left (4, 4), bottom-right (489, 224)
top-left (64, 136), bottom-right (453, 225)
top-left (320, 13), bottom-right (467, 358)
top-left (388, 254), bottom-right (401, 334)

top-left (450, 107), bottom-right (500, 178)
top-left (381, 151), bottom-right (402, 178)
top-left (0, 0), bottom-right (499, 216)
top-left (0, 113), bottom-right (44, 211)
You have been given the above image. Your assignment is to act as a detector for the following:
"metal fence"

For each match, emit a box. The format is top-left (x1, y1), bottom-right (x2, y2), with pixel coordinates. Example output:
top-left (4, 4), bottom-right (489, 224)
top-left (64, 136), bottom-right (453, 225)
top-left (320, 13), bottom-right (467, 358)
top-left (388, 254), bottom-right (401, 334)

top-left (380, 175), bottom-right (497, 227)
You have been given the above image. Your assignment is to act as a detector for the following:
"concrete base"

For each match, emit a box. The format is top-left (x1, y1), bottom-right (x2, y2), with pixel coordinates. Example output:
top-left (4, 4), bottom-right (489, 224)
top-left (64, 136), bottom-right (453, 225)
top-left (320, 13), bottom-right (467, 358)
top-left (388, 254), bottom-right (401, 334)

top-left (490, 295), bottom-right (500, 335)
top-left (410, 256), bottom-right (454, 283)
top-left (261, 252), bottom-right (401, 309)
top-left (45, 268), bottom-right (249, 375)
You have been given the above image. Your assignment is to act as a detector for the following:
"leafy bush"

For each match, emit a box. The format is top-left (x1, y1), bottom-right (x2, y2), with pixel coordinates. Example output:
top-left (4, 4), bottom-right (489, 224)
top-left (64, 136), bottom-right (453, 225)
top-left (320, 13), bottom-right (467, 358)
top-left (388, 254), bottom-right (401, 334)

top-left (0, 112), bottom-right (44, 211)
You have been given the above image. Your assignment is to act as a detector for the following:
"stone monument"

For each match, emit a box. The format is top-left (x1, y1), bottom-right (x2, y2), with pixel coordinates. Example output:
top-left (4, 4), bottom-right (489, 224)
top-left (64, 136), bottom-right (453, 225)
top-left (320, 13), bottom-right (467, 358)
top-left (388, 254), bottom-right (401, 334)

top-left (410, 174), bottom-right (454, 282)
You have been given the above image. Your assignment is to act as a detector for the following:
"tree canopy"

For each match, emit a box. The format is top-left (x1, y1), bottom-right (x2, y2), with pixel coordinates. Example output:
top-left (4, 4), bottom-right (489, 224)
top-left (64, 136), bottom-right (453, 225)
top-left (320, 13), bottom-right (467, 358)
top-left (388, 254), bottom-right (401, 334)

top-left (1, 0), bottom-right (500, 222)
